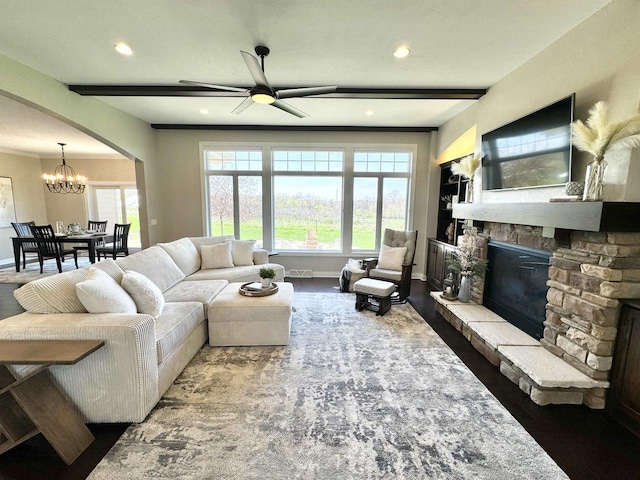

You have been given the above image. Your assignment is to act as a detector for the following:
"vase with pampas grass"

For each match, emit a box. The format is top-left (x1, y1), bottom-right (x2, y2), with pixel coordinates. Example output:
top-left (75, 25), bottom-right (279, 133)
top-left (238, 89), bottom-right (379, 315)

top-left (572, 101), bottom-right (640, 201)
top-left (451, 154), bottom-right (481, 203)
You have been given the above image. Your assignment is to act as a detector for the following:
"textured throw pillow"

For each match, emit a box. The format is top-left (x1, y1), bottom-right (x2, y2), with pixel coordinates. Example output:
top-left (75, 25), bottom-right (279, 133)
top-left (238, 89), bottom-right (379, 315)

top-left (121, 271), bottom-right (165, 318)
top-left (76, 268), bottom-right (137, 314)
top-left (201, 242), bottom-right (234, 269)
top-left (231, 240), bottom-right (255, 266)
top-left (377, 244), bottom-right (407, 271)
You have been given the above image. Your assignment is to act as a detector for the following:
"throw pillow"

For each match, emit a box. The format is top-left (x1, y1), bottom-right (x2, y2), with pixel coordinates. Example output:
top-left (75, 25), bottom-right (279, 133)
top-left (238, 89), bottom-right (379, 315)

top-left (76, 268), bottom-right (137, 314)
top-left (377, 244), bottom-right (407, 271)
top-left (231, 240), bottom-right (256, 266)
top-left (121, 271), bottom-right (165, 318)
top-left (201, 242), bottom-right (234, 269)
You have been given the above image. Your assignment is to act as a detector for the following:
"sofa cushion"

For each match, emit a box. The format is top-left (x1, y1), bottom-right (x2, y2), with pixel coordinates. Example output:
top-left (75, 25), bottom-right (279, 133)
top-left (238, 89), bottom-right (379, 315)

top-left (155, 302), bottom-right (204, 365)
top-left (158, 238), bottom-right (201, 276)
top-left (116, 246), bottom-right (185, 293)
top-left (13, 260), bottom-right (126, 314)
top-left (163, 280), bottom-right (228, 311)
top-left (121, 271), bottom-right (165, 318)
top-left (201, 242), bottom-right (234, 269)
top-left (76, 268), bottom-right (137, 314)
top-left (184, 263), bottom-right (285, 283)
top-left (231, 240), bottom-right (255, 266)
top-left (189, 235), bottom-right (234, 257)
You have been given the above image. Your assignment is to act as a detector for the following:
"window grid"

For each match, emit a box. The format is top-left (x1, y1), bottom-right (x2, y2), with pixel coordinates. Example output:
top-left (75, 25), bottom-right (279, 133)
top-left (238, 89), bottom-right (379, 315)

top-left (206, 149), bottom-right (263, 171)
top-left (272, 150), bottom-right (344, 172)
top-left (354, 150), bottom-right (411, 173)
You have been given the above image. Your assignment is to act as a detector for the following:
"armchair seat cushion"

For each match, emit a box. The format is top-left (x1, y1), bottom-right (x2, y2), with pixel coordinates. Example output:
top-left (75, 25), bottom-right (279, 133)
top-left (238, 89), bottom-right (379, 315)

top-left (369, 267), bottom-right (403, 282)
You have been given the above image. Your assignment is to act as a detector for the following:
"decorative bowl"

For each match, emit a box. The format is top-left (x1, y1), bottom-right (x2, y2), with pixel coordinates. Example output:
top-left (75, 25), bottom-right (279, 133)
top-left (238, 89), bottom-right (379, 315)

top-left (565, 181), bottom-right (585, 196)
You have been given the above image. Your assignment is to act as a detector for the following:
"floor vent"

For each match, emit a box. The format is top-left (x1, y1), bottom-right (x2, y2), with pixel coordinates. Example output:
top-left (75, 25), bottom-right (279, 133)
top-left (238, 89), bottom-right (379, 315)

top-left (288, 269), bottom-right (313, 278)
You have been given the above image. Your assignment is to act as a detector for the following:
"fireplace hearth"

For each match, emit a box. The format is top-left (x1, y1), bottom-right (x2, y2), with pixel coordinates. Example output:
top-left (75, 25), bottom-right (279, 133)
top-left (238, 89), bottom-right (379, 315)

top-left (484, 241), bottom-right (551, 340)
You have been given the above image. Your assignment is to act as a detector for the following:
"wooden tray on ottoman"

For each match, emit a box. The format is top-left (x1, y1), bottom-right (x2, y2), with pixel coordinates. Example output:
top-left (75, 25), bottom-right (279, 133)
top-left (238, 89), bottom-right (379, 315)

top-left (239, 282), bottom-right (279, 297)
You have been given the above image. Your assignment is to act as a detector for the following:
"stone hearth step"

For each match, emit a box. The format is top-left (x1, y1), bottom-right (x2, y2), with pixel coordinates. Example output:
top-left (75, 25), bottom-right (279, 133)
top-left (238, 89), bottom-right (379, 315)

top-left (498, 345), bottom-right (608, 389)
top-left (430, 291), bottom-right (609, 408)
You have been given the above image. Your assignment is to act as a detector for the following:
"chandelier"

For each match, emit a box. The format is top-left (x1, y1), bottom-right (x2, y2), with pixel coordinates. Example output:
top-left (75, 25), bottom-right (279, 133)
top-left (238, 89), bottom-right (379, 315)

top-left (43, 143), bottom-right (87, 194)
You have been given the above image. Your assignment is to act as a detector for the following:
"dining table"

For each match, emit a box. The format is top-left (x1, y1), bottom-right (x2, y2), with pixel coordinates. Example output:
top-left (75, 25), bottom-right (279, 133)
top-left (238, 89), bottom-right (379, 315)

top-left (11, 233), bottom-right (115, 272)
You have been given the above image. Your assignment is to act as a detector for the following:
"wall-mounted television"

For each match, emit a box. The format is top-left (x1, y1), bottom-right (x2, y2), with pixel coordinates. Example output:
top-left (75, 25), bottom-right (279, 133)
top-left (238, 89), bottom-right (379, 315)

top-left (482, 94), bottom-right (574, 191)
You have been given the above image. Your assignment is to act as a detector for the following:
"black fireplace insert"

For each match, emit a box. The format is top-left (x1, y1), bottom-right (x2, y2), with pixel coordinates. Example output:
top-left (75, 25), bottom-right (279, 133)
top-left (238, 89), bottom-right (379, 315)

top-left (484, 241), bottom-right (551, 340)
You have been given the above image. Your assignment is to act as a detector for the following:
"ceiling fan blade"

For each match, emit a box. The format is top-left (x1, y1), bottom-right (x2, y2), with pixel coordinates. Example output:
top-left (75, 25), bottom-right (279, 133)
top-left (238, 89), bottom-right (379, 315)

top-left (231, 97), bottom-right (254, 115)
top-left (276, 86), bottom-right (338, 99)
top-left (240, 50), bottom-right (270, 87)
top-left (271, 99), bottom-right (308, 118)
top-left (179, 80), bottom-right (248, 93)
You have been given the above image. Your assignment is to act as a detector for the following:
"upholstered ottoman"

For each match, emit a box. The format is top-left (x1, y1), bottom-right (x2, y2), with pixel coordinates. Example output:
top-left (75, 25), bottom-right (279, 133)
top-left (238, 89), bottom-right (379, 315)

top-left (353, 278), bottom-right (396, 316)
top-left (208, 282), bottom-right (294, 346)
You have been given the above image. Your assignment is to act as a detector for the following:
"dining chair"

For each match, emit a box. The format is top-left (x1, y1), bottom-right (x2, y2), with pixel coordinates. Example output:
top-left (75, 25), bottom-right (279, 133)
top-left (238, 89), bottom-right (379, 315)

top-left (96, 223), bottom-right (131, 260)
top-left (11, 221), bottom-right (39, 269)
top-left (30, 224), bottom-right (78, 273)
top-left (74, 220), bottom-right (108, 257)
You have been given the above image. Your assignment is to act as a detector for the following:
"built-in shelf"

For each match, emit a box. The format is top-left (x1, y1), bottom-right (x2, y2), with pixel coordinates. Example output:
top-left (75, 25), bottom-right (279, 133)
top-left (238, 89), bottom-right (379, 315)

top-left (452, 202), bottom-right (640, 232)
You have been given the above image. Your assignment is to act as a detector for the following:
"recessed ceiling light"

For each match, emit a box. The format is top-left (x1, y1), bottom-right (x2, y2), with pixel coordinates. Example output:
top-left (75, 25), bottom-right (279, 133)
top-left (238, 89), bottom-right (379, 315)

top-left (393, 46), bottom-right (410, 58)
top-left (365, 110), bottom-right (374, 116)
top-left (199, 108), bottom-right (209, 115)
top-left (114, 43), bottom-right (133, 56)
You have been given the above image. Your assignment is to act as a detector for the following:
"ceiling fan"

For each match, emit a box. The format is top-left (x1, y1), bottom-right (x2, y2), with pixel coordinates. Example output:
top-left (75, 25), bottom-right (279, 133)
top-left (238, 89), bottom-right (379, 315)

top-left (180, 46), bottom-right (337, 118)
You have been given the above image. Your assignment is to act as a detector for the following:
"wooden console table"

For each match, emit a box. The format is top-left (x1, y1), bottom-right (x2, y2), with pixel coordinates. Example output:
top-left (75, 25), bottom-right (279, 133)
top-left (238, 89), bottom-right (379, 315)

top-left (0, 339), bottom-right (104, 465)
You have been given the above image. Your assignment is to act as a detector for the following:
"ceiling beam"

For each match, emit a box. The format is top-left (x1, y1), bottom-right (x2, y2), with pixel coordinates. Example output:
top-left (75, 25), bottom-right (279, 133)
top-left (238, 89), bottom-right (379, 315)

top-left (68, 85), bottom-right (486, 100)
top-left (150, 124), bottom-right (437, 132)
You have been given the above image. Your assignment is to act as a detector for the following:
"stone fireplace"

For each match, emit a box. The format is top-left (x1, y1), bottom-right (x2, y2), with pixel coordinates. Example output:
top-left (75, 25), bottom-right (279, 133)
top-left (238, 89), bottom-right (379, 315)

top-left (470, 222), bottom-right (640, 407)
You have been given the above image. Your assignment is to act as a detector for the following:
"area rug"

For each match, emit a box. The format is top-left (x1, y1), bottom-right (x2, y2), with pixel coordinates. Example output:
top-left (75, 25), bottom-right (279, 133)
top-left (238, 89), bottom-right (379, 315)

top-left (0, 257), bottom-right (93, 284)
top-left (88, 292), bottom-right (568, 480)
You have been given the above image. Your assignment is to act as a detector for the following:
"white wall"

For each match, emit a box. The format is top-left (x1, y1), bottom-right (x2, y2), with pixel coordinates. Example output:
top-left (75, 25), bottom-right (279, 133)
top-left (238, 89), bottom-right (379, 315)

top-left (0, 151), bottom-right (47, 264)
top-left (436, 0), bottom-right (640, 205)
top-left (156, 129), bottom-right (434, 278)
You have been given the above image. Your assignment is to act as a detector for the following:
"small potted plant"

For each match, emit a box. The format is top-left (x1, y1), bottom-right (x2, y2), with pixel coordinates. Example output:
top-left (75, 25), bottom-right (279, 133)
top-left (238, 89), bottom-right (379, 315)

top-left (259, 267), bottom-right (276, 288)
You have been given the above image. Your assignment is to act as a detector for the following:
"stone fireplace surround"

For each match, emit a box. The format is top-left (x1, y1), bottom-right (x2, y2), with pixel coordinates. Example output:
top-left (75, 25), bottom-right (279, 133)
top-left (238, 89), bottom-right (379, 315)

top-left (433, 218), bottom-right (640, 409)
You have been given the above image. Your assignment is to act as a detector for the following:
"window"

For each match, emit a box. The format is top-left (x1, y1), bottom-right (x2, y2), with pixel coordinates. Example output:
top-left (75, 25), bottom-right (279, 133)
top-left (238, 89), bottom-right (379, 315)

top-left (203, 147), bottom-right (263, 247)
top-left (352, 149), bottom-right (411, 251)
top-left (272, 149), bottom-right (343, 251)
top-left (88, 185), bottom-right (141, 247)
top-left (201, 143), bottom-right (414, 255)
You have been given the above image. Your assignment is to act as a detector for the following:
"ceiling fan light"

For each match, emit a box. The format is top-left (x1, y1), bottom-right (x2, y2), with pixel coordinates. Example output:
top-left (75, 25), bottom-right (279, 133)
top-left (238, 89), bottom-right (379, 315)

top-left (114, 43), bottom-right (133, 56)
top-left (394, 46), bottom-right (410, 58)
top-left (252, 93), bottom-right (275, 104)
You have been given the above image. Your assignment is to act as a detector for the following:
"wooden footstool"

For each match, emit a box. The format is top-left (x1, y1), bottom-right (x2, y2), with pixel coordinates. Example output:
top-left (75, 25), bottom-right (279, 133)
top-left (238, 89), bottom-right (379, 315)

top-left (353, 278), bottom-right (396, 316)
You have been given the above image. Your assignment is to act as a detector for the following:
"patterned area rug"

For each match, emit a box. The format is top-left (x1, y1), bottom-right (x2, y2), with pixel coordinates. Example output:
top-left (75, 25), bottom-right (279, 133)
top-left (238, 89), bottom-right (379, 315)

top-left (0, 257), bottom-right (93, 284)
top-left (89, 292), bottom-right (568, 480)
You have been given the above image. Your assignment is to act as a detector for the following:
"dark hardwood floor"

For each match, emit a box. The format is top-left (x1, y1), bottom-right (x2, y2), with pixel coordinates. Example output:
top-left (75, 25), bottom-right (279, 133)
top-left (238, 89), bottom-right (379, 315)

top-left (1, 279), bottom-right (639, 479)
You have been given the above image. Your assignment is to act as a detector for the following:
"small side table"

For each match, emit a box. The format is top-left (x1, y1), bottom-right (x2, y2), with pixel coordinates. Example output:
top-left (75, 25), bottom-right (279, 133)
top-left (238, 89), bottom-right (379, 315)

top-left (0, 339), bottom-right (104, 465)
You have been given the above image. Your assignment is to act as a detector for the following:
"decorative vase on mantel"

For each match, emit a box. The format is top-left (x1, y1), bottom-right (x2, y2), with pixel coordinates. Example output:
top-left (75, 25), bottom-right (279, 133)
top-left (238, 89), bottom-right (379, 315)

top-left (582, 155), bottom-right (607, 202)
top-left (466, 178), bottom-right (474, 203)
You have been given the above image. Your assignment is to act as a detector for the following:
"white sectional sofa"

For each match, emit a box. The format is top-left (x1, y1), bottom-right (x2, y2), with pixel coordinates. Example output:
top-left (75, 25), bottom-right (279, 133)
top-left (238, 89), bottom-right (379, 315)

top-left (0, 236), bottom-right (284, 423)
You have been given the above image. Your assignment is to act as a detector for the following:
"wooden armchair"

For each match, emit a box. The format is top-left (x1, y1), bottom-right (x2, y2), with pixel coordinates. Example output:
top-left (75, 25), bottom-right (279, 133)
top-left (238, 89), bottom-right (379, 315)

top-left (367, 229), bottom-right (418, 303)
